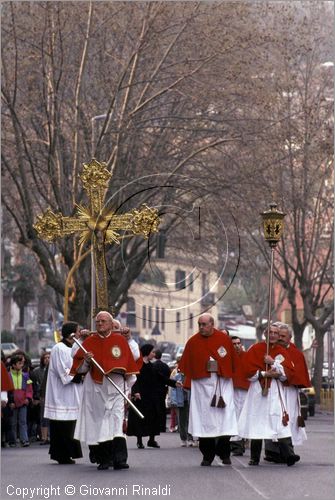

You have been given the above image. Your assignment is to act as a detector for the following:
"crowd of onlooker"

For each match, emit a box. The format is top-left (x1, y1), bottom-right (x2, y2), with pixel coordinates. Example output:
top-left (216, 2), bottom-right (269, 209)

top-left (1, 349), bottom-right (50, 448)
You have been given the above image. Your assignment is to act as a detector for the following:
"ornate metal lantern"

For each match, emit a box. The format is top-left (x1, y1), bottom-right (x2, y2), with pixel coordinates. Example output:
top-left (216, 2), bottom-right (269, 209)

top-left (260, 202), bottom-right (286, 396)
top-left (260, 203), bottom-right (286, 248)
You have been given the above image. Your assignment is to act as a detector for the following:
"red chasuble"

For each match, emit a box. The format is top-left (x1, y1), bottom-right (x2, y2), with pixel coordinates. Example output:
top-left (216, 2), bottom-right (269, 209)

top-left (178, 328), bottom-right (236, 389)
top-left (232, 351), bottom-right (250, 390)
top-left (243, 341), bottom-right (295, 387)
top-left (284, 343), bottom-right (311, 388)
top-left (70, 333), bottom-right (139, 384)
top-left (1, 361), bottom-right (14, 391)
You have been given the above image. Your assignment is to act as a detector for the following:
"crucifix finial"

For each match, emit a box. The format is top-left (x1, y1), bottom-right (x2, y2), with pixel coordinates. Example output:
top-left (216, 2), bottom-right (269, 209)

top-left (34, 159), bottom-right (160, 315)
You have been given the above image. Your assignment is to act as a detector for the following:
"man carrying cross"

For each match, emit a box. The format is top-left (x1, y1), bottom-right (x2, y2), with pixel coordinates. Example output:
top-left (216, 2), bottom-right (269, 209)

top-left (70, 311), bottom-right (139, 470)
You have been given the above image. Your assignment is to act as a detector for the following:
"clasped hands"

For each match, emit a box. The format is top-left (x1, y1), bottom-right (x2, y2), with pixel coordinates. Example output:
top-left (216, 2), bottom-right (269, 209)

top-left (262, 354), bottom-right (280, 378)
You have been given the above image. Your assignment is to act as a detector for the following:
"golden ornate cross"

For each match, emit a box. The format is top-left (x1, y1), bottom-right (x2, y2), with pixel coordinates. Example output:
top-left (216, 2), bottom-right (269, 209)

top-left (34, 159), bottom-right (160, 313)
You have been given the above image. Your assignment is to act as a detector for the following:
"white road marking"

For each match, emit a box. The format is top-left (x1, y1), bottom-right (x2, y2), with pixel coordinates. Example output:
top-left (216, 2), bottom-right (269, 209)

top-left (214, 457), bottom-right (270, 500)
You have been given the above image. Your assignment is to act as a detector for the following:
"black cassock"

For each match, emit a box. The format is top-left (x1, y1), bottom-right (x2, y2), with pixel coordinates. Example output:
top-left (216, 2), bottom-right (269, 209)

top-left (127, 361), bottom-right (175, 438)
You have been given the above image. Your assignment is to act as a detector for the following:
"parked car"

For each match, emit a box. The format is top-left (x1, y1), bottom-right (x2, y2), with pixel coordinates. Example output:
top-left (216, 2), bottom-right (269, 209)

top-left (31, 358), bottom-right (41, 369)
top-left (38, 323), bottom-right (52, 338)
top-left (174, 344), bottom-right (184, 360)
top-left (300, 387), bottom-right (316, 417)
top-left (299, 389), bottom-right (309, 420)
top-left (161, 353), bottom-right (172, 364)
top-left (1, 342), bottom-right (19, 357)
top-left (156, 341), bottom-right (176, 358)
top-left (44, 344), bottom-right (56, 353)
top-left (321, 376), bottom-right (334, 389)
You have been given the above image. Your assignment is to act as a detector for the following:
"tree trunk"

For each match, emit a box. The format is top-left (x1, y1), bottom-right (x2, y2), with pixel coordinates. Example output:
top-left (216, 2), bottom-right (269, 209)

top-left (19, 306), bottom-right (25, 327)
top-left (312, 329), bottom-right (325, 404)
top-left (291, 322), bottom-right (306, 351)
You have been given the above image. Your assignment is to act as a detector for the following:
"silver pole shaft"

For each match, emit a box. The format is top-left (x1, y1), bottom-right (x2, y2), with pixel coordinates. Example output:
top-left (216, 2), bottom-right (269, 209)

top-left (266, 247), bottom-right (275, 357)
top-left (71, 335), bottom-right (144, 419)
top-left (262, 247), bottom-right (275, 397)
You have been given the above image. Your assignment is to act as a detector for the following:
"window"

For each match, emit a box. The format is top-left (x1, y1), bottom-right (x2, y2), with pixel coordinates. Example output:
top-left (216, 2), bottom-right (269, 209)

top-left (127, 297), bottom-right (135, 312)
top-left (148, 306), bottom-right (152, 326)
top-left (176, 312), bottom-right (181, 332)
top-left (202, 273), bottom-right (208, 294)
top-left (161, 308), bottom-right (165, 331)
top-left (188, 272), bottom-right (194, 292)
top-left (142, 306), bottom-right (146, 328)
top-left (156, 231), bottom-right (166, 258)
top-left (189, 313), bottom-right (193, 330)
top-left (156, 306), bottom-right (160, 323)
top-left (127, 297), bottom-right (136, 327)
top-left (175, 269), bottom-right (186, 290)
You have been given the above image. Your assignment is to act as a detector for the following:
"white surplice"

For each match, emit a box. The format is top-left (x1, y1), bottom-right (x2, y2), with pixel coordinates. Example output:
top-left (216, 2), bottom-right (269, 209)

top-left (284, 386), bottom-right (307, 446)
top-left (189, 373), bottom-right (238, 438)
top-left (238, 359), bottom-right (292, 440)
top-left (74, 370), bottom-right (136, 445)
top-left (44, 342), bottom-right (82, 421)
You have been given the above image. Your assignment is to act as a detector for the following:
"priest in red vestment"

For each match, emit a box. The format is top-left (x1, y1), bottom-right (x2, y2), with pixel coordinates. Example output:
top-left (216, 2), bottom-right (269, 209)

top-left (179, 313), bottom-right (238, 466)
top-left (70, 311), bottom-right (139, 470)
top-left (265, 322), bottom-right (311, 463)
top-left (238, 323), bottom-right (300, 466)
top-left (230, 336), bottom-right (250, 456)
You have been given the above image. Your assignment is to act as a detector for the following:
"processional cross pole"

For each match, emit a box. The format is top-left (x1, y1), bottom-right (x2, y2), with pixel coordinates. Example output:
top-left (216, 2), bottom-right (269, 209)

top-left (34, 159), bottom-right (160, 319)
top-left (260, 202), bottom-right (286, 397)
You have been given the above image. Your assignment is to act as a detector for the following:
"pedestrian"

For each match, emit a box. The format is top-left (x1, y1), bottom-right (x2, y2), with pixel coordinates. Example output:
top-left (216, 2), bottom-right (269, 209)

top-left (44, 321), bottom-right (83, 464)
top-left (7, 354), bottom-right (33, 447)
top-left (170, 359), bottom-right (194, 447)
top-left (30, 351), bottom-right (50, 445)
top-left (1, 358), bottom-right (14, 448)
top-left (70, 311), bottom-right (139, 470)
top-left (127, 344), bottom-right (180, 449)
top-left (153, 349), bottom-right (171, 432)
top-left (264, 322), bottom-right (311, 463)
top-left (230, 336), bottom-right (249, 456)
top-left (178, 313), bottom-right (238, 466)
top-left (238, 323), bottom-right (299, 466)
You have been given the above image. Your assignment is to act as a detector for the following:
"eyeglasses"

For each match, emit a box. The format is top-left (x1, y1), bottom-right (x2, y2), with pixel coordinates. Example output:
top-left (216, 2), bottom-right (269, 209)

top-left (198, 322), bottom-right (209, 327)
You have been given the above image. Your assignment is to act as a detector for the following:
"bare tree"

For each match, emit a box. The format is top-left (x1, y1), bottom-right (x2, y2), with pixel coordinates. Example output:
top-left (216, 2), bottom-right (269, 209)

top-left (2, 2), bottom-right (265, 324)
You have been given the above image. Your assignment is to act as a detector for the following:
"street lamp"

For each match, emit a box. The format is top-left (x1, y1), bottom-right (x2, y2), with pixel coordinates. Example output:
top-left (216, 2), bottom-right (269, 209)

top-left (260, 202), bottom-right (286, 396)
top-left (90, 114), bottom-right (107, 329)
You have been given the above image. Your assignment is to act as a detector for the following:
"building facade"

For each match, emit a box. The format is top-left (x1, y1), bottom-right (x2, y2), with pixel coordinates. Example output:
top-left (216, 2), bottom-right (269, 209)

top-left (119, 257), bottom-right (219, 345)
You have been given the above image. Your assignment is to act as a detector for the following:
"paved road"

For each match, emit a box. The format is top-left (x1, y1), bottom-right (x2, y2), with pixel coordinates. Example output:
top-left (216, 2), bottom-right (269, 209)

top-left (1, 411), bottom-right (333, 500)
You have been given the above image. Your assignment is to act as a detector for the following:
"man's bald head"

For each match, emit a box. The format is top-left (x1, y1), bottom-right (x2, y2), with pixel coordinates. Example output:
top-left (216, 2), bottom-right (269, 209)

top-left (198, 313), bottom-right (214, 337)
top-left (96, 311), bottom-right (114, 336)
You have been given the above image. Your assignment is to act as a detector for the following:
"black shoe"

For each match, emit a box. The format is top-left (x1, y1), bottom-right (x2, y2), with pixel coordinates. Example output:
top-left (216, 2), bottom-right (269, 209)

top-left (114, 462), bottom-right (129, 470)
top-left (201, 460), bottom-right (212, 466)
top-left (40, 440), bottom-right (49, 446)
top-left (147, 440), bottom-right (160, 448)
top-left (137, 443), bottom-right (145, 449)
top-left (264, 455), bottom-right (285, 464)
top-left (221, 457), bottom-right (232, 465)
top-left (287, 454), bottom-right (300, 467)
top-left (58, 459), bottom-right (75, 464)
top-left (248, 459), bottom-right (259, 466)
top-left (232, 451), bottom-right (243, 456)
top-left (89, 451), bottom-right (97, 463)
top-left (97, 463), bottom-right (110, 470)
